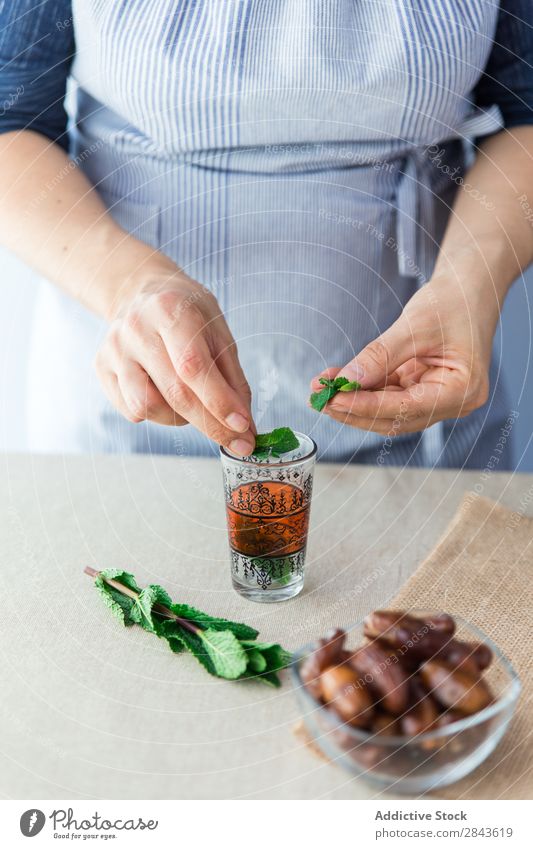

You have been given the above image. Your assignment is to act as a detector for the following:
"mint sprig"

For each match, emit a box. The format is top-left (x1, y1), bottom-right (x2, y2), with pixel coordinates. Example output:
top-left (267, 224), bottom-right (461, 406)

top-left (309, 375), bottom-right (361, 412)
top-left (252, 426), bottom-right (299, 459)
top-left (85, 567), bottom-right (291, 685)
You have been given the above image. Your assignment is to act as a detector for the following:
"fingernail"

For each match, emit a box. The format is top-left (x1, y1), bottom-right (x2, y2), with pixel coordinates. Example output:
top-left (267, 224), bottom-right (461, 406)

top-left (226, 412), bottom-right (249, 433)
top-left (230, 438), bottom-right (254, 456)
top-left (342, 362), bottom-right (365, 381)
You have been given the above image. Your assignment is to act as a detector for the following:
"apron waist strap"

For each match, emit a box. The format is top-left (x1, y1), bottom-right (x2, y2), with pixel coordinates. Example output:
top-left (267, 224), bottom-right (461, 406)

top-left (395, 104), bottom-right (504, 282)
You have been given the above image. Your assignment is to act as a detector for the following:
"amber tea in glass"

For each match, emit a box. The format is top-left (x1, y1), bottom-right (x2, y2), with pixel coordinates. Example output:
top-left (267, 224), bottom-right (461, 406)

top-left (220, 433), bottom-right (316, 602)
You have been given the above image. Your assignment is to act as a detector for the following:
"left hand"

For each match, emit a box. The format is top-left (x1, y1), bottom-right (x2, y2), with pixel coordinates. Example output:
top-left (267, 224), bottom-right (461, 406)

top-left (309, 276), bottom-right (499, 435)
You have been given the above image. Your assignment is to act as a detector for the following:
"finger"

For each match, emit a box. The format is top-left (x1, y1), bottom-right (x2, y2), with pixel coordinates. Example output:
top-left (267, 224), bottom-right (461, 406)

top-left (392, 362), bottom-right (429, 388)
top-left (325, 408), bottom-right (400, 435)
top-left (338, 316), bottom-right (418, 389)
top-left (326, 408), bottom-right (438, 436)
top-left (140, 345), bottom-right (256, 454)
top-left (309, 366), bottom-right (342, 392)
top-left (213, 337), bottom-right (256, 433)
top-left (97, 364), bottom-right (144, 424)
top-left (116, 360), bottom-right (187, 426)
top-left (97, 334), bottom-right (186, 426)
top-left (161, 323), bottom-right (252, 435)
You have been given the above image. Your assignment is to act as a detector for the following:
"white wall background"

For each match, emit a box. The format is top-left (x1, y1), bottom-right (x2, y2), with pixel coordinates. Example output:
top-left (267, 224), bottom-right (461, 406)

top-left (1, 249), bottom-right (532, 470)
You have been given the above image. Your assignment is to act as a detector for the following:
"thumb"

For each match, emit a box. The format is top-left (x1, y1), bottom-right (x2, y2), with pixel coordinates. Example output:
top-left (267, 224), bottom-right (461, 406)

top-left (341, 316), bottom-right (415, 389)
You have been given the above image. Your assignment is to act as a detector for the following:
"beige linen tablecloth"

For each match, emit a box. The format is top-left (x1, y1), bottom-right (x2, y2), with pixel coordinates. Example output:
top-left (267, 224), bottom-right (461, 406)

top-left (390, 494), bottom-right (533, 799)
top-left (0, 454), bottom-right (532, 800)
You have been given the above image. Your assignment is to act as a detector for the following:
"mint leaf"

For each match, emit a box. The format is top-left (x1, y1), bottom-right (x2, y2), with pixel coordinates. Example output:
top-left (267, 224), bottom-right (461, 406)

top-left (255, 643), bottom-right (293, 672)
top-left (240, 640), bottom-right (293, 686)
top-left (254, 432), bottom-right (278, 449)
top-left (332, 376), bottom-right (349, 389)
top-left (197, 629), bottom-right (248, 679)
top-left (310, 384), bottom-right (337, 412)
top-left (250, 556), bottom-right (295, 586)
top-left (131, 584), bottom-right (173, 633)
top-left (88, 569), bottom-right (290, 685)
top-left (167, 602), bottom-right (258, 640)
top-left (333, 376), bottom-right (361, 391)
top-left (161, 634), bottom-right (186, 653)
top-left (310, 375), bottom-right (361, 411)
top-left (254, 671), bottom-right (283, 687)
top-left (95, 569), bottom-right (142, 626)
top-left (245, 648), bottom-right (268, 673)
top-left (266, 427), bottom-right (299, 453)
top-left (175, 628), bottom-right (218, 676)
top-left (338, 381), bottom-right (361, 391)
top-left (155, 619), bottom-right (187, 653)
top-left (252, 426), bottom-right (299, 459)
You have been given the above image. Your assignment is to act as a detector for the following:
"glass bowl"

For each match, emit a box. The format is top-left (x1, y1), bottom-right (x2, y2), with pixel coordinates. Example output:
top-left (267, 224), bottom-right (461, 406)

top-left (291, 613), bottom-right (521, 793)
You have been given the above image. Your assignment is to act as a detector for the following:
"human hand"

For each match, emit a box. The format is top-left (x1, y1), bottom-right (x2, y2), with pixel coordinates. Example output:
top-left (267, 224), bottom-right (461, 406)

top-left (309, 277), bottom-right (498, 435)
top-left (95, 272), bottom-right (256, 453)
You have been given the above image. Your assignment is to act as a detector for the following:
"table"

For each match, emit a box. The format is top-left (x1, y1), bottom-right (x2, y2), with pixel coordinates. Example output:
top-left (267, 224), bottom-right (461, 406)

top-left (1, 454), bottom-right (531, 800)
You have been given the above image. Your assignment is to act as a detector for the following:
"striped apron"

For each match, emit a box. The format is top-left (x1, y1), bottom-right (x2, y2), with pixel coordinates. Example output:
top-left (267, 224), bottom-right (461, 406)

top-left (27, 0), bottom-right (512, 468)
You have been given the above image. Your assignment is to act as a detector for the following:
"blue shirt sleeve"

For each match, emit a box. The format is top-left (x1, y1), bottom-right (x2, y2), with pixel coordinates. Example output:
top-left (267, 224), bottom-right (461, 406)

top-left (474, 0), bottom-right (533, 128)
top-left (0, 0), bottom-right (74, 151)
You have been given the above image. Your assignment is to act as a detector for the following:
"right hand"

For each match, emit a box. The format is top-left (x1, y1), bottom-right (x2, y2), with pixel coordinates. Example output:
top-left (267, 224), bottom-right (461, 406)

top-left (95, 272), bottom-right (256, 454)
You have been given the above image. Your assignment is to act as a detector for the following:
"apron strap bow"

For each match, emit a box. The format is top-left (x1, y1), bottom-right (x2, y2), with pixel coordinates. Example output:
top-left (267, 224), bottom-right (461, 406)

top-left (395, 104), bottom-right (504, 286)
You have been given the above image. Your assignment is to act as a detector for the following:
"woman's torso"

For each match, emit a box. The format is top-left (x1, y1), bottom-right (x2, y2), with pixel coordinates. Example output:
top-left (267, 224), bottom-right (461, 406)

top-left (28, 0), bottom-right (510, 467)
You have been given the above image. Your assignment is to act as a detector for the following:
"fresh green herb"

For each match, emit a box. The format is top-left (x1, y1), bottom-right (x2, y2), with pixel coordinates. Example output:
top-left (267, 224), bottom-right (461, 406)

top-left (85, 567), bottom-right (291, 685)
top-left (240, 641), bottom-right (293, 686)
top-left (250, 556), bottom-right (295, 586)
top-left (309, 375), bottom-right (361, 412)
top-left (252, 426), bottom-right (299, 459)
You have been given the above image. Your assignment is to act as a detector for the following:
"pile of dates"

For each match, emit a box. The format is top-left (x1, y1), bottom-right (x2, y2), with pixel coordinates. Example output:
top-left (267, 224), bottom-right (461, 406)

top-left (300, 610), bottom-right (495, 771)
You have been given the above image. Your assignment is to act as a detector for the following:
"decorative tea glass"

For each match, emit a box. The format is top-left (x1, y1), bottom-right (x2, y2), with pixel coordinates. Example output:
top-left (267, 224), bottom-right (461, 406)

top-left (220, 432), bottom-right (317, 602)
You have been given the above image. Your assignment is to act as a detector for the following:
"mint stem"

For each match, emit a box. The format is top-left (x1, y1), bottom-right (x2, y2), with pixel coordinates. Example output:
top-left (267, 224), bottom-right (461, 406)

top-left (83, 566), bottom-right (199, 635)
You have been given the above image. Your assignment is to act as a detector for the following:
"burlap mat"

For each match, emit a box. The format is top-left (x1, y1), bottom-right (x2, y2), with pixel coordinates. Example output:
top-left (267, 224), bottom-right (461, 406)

top-left (299, 494), bottom-right (533, 799)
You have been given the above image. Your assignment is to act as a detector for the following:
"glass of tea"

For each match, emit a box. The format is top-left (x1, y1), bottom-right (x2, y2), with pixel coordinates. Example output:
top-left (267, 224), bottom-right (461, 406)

top-left (220, 432), bottom-right (317, 602)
